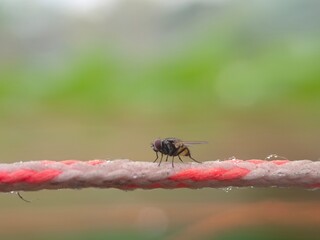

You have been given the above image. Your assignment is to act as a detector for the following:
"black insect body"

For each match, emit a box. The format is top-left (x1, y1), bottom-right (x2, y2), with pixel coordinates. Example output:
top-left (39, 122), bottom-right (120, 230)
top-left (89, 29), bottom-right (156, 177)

top-left (151, 138), bottom-right (206, 167)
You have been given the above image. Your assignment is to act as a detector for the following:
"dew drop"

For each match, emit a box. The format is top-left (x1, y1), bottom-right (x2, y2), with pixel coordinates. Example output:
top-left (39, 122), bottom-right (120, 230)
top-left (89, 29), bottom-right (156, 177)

top-left (265, 154), bottom-right (288, 160)
top-left (277, 172), bottom-right (286, 177)
top-left (221, 186), bottom-right (233, 192)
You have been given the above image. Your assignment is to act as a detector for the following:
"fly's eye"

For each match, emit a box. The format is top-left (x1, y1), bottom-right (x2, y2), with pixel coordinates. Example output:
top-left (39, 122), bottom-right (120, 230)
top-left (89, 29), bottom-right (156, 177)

top-left (154, 139), bottom-right (162, 150)
top-left (151, 139), bottom-right (162, 151)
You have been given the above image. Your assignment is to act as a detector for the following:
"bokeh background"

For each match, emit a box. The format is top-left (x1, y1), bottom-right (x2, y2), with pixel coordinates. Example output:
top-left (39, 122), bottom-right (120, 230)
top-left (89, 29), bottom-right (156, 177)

top-left (0, 0), bottom-right (320, 239)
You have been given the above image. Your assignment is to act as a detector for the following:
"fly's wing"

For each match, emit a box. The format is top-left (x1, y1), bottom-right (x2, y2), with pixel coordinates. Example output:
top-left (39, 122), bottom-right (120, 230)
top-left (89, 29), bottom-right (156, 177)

top-left (181, 141), bottom-right (208, 146)
top-left (163, 138), bottom-right (207, 148)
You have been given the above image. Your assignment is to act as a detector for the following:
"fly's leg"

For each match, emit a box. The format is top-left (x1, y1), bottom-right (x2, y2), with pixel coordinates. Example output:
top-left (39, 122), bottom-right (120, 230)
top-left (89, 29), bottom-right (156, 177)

top-left (158, 153), bottom-right (164, 166)
top-left (184, 148), bottom-right (201, 163)
top-left (153, 152), bottom-right (159, 162)
top-left (174, 148), bottom-right (186, 163)
top-left (188, 154), bottom-right (201, 163)
top-left (171, 156), bottom-right (175, 168)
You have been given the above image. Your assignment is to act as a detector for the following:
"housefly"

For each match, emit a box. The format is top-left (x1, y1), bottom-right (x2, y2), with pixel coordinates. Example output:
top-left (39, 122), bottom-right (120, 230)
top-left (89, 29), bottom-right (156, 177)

top-left (151, 137), bottom-right (206, 167)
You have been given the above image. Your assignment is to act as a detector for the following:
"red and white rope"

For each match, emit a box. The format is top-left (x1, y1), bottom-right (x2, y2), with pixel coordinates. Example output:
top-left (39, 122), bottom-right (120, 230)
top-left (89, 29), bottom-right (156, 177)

top-left (0, 159), bottom-right (319, 192)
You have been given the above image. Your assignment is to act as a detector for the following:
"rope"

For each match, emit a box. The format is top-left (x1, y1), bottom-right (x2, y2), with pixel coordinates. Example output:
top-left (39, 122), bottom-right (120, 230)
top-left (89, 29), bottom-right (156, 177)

top-left (0, 159), bottom-right (319, 192)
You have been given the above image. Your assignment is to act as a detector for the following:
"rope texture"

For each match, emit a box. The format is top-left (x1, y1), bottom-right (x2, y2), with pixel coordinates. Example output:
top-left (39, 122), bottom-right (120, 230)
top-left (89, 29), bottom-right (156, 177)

top-left (0, 159), bottom-right (319, 192)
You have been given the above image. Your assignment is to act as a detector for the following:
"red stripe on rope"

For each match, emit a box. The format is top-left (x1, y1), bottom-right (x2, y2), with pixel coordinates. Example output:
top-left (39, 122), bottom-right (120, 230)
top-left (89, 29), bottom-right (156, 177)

top-left (169, 167), bottom-right (250, 181)
top-left (25, 169), bottom-right (61, 183)
top-left (0, 169), bottom-right (61, 184)
top-left (308, 183), bottom-right (320, 188)
top-left (0, 170), bottom-right (36, 184)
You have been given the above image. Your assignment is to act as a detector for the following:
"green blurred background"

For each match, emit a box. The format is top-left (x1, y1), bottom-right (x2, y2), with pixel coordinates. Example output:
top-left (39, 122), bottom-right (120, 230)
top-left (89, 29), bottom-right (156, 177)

top-left (0, 0), bottom-right (320, 239)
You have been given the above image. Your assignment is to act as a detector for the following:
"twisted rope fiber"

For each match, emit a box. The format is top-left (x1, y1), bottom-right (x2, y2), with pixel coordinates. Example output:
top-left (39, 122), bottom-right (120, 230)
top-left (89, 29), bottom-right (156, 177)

top-left (0, 159), bottom-right (319, 192)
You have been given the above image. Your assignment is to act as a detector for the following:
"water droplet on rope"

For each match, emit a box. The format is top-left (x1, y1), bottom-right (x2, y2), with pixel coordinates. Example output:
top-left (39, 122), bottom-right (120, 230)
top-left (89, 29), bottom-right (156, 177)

top-left (265, 154), bottom-right (288, 160)
top-left (133, 174), bottom-right (138, 179)
top-left (228, 156), bottom-right (237, 160)
top-left (221, 186), bottom-right (233, 192)
top-left (276, 171), bottom-right (286, 177)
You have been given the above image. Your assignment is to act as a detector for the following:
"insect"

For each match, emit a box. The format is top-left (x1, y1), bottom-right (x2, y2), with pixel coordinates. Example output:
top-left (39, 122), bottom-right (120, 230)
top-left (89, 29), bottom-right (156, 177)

top-left (151, 137), bottom-right (206, 167)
